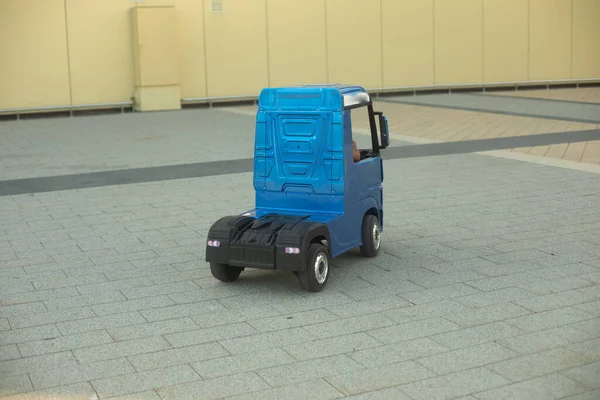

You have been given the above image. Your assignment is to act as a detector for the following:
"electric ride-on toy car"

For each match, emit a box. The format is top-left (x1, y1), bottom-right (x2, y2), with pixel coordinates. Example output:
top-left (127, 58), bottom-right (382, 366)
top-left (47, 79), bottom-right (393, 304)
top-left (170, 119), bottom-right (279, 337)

top-left (205, 84), bottom-right (390, 292)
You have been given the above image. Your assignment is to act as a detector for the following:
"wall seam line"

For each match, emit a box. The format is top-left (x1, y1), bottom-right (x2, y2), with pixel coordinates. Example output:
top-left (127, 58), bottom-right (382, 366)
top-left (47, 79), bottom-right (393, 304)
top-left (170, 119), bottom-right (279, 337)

top-left (380, 0), bottom-right (384, 89)
top-left (264, 0), bottom-right (271, 88)
top-left (201, 0), bottom-right (210, 98)
top-left (570, 0), bottom-right (574, 79)
top-left (324, 0), bottom-right (330, 84)
top-left (432, 0), bottom-right (436, 86)
top-left (64, 0), bottom-right (74, 106)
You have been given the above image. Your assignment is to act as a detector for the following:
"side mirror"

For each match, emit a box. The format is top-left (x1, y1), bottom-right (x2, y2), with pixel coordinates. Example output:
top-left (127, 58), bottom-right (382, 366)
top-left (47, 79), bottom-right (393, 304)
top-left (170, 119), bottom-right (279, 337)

top-left (378, 114), bottom-right (390, 149)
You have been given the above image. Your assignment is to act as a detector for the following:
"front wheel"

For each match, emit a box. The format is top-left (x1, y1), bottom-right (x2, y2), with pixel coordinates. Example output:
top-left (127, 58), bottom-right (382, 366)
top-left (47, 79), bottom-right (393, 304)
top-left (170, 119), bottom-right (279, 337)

top-left (360, 214), bottom-right (381, 257)
top-left (210, 262), bottom-right (244, 282)
top-left (296, 243), bottom-right (330, 292)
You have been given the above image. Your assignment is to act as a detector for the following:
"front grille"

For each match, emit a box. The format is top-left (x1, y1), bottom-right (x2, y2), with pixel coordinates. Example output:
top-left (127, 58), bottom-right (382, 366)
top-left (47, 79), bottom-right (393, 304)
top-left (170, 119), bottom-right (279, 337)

top-left (230, 245), bottom-right (274, 267)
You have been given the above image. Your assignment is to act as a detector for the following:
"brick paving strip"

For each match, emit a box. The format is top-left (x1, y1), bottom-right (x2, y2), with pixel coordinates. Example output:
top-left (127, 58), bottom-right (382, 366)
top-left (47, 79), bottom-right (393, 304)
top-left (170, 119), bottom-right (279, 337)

top-left (1, 92), bottom-right (599, 399)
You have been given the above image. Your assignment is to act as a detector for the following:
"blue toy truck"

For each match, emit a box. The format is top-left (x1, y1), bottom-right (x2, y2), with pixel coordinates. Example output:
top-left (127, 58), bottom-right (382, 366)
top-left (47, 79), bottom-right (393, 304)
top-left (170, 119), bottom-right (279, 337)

top-left (205, 84), bottom-right (390, 291)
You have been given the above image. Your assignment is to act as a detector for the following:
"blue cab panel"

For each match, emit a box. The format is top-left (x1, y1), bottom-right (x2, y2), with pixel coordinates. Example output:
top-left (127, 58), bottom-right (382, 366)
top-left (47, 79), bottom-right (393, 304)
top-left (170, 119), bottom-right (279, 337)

top-left (252, 84), bottom-right (384, 257)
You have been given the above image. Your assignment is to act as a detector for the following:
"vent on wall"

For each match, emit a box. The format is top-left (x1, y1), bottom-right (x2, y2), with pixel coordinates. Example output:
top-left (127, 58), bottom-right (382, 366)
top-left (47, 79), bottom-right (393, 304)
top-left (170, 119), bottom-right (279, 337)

top-left (211, 0), bottom-right (224, 12)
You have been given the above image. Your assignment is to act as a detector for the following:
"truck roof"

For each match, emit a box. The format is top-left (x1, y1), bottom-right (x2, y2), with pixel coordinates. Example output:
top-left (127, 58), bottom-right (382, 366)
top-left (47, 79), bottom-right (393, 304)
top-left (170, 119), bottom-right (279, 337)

top-left (258, 84), bottom-right (371, 112)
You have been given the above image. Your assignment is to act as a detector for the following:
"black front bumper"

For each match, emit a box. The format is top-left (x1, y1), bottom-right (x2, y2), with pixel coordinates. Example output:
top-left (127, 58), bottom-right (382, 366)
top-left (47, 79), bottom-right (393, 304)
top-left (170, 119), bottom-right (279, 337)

top-left (205, 214), bottom-right (329, 272)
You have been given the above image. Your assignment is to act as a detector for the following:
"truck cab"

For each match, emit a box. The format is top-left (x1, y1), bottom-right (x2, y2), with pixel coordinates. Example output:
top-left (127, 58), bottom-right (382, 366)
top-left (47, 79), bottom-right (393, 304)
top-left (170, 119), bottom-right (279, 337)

top-left (206, 84), bottom-right (390, 291)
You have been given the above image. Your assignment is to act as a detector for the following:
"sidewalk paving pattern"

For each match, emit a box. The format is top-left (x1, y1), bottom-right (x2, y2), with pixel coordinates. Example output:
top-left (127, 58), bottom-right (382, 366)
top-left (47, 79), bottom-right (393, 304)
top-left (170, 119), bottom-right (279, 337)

top-left (0, 89), bottom-right (599, 399)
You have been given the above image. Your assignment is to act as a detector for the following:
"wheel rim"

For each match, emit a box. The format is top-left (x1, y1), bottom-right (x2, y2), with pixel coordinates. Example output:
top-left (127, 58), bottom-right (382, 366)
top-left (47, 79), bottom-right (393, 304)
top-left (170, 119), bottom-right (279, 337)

top-left (372, 221), bottom-right (381, 250)
top-left (314, 252), bottom-right (328, 284)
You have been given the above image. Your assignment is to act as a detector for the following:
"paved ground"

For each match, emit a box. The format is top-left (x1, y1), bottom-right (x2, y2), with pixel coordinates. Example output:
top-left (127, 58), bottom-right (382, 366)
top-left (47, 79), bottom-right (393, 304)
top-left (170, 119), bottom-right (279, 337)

top-left (0, 88), bottom-right (599, 399)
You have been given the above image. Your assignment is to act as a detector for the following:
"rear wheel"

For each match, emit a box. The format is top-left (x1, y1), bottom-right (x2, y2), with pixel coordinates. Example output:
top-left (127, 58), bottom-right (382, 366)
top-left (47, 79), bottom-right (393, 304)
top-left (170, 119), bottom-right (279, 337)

top-left (360, 214), bottom-right (381, 257)
top-left (210, 262), bottom-right (244, 282)
top-left (297, 243), bottom-right (329, 292)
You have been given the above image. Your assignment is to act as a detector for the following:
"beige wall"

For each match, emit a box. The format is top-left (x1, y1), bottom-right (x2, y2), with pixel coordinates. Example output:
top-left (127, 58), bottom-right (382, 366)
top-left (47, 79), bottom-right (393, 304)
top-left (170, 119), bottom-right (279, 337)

top-left (1, 0), bottom-right (599, 111)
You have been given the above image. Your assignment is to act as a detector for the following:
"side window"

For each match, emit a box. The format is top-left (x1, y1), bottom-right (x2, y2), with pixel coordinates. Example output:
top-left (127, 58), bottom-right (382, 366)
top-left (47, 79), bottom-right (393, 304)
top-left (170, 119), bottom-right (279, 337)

top-left (350, 105), bottom-right (373, 163)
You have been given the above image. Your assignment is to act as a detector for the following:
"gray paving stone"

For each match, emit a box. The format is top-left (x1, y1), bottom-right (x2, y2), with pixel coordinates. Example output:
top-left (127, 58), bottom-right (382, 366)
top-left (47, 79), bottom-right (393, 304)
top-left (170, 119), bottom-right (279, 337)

top-left (324, 360), bottom-right (436, 396)
top-left (224, 379), bottom-right (344, 400)
top-left (430, 321), bottom-right (525, 350)
top-left (0, 351), bottom-right (78, 378)
top-left (156, 371), bottom-right (271, 400)
top-left (454, 287), bottom-right (535, 308)
top-left (466, 272), bottom-right (542, 291)
top-left (0, 287), bottom-right (80, 306)
top-left (219, 327), bottom-right (316, 355)
top-left (513, 289), bottom-right (598, 313)
top-left (17, 329), bottom-right (113, 357)
top-left (416, 342), bottom-right (517, 375)
top-left (498, 325), bottom-right (596, 355)
top-left (488, 347), bottom-right (594, 383)
top-left (0, 318), bottom-right (10, 332)
top-left (0, 382), bottom-right (98, 400)
top-left (303, 313), bottom-right (396, 339)
top-left (92, 364), bottom-right (200, 398)
top-left (44, 290), bottom-right (126, 311)
top-left (191, 305), bottom-right (281, 328)
top-left (192, 348), bottom-right (294, 379)
top-left (560, 390), bottom-right (600, 400)
top-left (567, 338), bottom-right (600, 360)
top-left (399, 283), bottom-right (481, 304)
top-left (77, 277), bottom-right (155, 296)
top-left (0, 324), bottom-right (61, 346)
top-left (258, 354), bottom-right (364, 387)
top-left (283, 332), bottom-right (382, 362)
top-left (140, 300), bottom-right (228, 322)
top-left (325, 296), bottom-right (411, 318)
top-left (563, 361), bottom-right (600, 389)
top-left (400, 367), bottom-right (509, 400)
top-left (505, 307), bottom-right (595, 332)
top-left (337, 387), bottom-right (412, 400)
top-left (128, 342), bottom-right (229, 372)
top-left (29, 357), bottom-right (135, 390)
top-left (519, 275), bottom-right (596, 295)
top-left (349, 337), bottom-right (449, 368)
top-left (474, 373), bottom-right (589, 400)
top-left (168, 285), bottom-right (251, 304)
top-left (73, 336), bottom-right (172, 364)
top-left (8, 306), bottom-right (96, 329)
top-left (108, 317), bottom-right (198, 342)
top-left (0, 374), bottom-right (33, 397)
top-left (443, 302), bottom-right (533, 327)
top-left (0, 302), bottom-right (47, 319)
top-left (367, 317), bottom-right (461, 344)
top-left (380, 299), bottom-right (471, 324)
top-left (246, 308), bottom-right (339, 332)
top-left (56, 311), bottom-right (147, 335)
top-left (0, 345), bottom-right (20, 362)
top-left (164, 322), bottom-right (258, 348)
top-left (528, 263), bottom-right (600, 280)
top-left (31, 273), bottom-right (108, 291)
top-left (91, 295), bottom-right (176, 317)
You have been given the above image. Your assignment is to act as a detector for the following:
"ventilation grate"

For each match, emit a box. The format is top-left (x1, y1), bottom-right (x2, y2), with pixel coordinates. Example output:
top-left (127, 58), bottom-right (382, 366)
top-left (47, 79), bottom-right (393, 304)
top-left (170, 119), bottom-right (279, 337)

top-left (211, 0), bottom-right (224, 12)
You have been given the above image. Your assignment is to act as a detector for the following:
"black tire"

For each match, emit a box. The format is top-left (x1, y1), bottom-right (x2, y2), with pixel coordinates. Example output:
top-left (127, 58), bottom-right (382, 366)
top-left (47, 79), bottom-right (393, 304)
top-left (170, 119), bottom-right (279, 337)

top-left (210, 262), bottom-right (243, 282)
top-left (360, 214), bottom-right (381, 257)
top-left (296, 243), bottom-right (329, 292)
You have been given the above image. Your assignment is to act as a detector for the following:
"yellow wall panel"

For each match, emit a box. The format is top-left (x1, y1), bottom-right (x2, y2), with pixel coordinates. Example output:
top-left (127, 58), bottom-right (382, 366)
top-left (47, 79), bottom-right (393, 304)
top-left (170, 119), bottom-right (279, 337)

top-left (204, 0), bottom-right (269, 98)
top-left (529, 0), bottom-right (572, 80)
top-left (0, 0), bottom-right (70, 110)
top-left (382, 0), bottom-right (434, 88)
top-left (326, 0), bottom-right (382, 89)
top-left (66, 0), bottom-right (135, 105)
top-left (572, 0), bottom-right (600, 79)
top-left (175, 0), bottom-right (207, 99)
top-left (434, 0), bottom-right (483, 85)
top-left (133, 7), bottom-right (179, 87)
top-left (483, 0), bottom-right (529, 83)
top-left (266, 0), bottom-right (327, 87)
